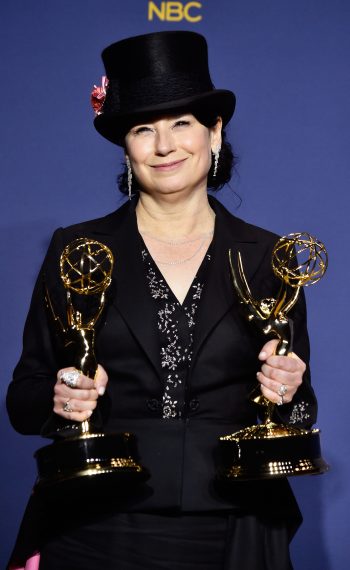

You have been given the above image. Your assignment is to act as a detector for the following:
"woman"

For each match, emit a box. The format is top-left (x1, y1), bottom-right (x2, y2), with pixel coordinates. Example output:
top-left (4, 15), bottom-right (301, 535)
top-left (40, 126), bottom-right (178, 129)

top-left (7, 31), bottom-right (316, 570)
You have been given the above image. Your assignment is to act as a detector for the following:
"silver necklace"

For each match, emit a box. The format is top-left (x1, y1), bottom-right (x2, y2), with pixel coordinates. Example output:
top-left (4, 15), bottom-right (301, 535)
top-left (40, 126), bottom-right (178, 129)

top-left (153, 236), bottom-right (211, 266)
top-left (140, 230), bottom-right (214, 246)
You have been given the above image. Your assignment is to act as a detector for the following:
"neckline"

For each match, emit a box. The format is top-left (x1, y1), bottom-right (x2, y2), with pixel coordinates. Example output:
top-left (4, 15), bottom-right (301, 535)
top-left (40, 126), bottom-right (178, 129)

top-left (140, 234), bottom-right (213, 306)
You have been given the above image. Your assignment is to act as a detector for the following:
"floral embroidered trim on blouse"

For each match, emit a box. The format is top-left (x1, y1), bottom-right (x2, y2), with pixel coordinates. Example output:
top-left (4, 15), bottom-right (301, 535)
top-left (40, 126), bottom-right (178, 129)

top-left (289, 401), bottom-right (311, 424)
top-left (142, 247), bottom-right (211, 419)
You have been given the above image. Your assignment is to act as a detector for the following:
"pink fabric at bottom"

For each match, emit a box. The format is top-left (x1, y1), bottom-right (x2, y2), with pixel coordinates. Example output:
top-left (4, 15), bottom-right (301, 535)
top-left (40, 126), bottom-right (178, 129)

top-left (10, 552), bottom-right (40, 570)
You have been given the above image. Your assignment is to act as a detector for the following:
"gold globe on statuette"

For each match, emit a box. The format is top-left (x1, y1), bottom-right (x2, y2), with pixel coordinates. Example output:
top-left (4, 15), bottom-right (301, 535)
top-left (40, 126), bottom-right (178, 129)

top-left (272, 232), bottom-right (328, 288)
top-left (219, 232), bottom-right (329, 480)
top-left (60, 238), bottom-right (113, 294)
top-left (35, 238), bottom-right (148, 491)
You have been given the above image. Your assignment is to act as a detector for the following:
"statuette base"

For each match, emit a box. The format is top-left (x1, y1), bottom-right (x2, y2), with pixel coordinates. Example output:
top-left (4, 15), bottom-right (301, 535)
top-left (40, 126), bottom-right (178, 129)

top-left (35, 431), bottom-right (148, 490)
top-left (219, 425), bottom-right (329, 480)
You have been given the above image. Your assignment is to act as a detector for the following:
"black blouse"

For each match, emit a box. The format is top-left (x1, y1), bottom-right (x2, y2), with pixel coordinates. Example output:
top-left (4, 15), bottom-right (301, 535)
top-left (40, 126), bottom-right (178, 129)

top-left (141, 244), bottom-right (212, 419)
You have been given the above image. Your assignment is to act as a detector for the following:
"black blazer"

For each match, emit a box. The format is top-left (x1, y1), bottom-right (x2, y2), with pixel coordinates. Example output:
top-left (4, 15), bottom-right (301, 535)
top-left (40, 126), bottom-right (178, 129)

top-left (7, 197), bottom-right (317, 565)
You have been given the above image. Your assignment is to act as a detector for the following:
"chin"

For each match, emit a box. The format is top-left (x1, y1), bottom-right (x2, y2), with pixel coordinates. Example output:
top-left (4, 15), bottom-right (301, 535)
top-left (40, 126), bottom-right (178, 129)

top-left (150, 178), bottom-right (189, 196)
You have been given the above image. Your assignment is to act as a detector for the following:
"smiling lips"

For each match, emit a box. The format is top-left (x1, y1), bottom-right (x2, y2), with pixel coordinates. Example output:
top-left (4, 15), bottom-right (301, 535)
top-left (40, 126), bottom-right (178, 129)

top-left (151, 158), bottom-right (187, 171)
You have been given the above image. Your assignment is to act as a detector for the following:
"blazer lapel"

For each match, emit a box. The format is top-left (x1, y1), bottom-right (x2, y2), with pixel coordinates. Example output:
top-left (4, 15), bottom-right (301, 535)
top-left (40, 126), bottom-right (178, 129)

top-left (111, 206), bottom-right (163, 379)
top-left (191, 197), bottom-right (273, 367)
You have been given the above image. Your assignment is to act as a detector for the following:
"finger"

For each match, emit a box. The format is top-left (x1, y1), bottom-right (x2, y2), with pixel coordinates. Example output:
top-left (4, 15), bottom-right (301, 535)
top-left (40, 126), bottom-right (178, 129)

top-left (264, 354), bottom-right (306, 374)
top-left (94, 364), bottom-right (109, 396)
top-left (258, 339), bottom-right (279, 361)
top-left (68, 398), bottom-right (98, 412)
top-left (257, 371), bottom-right (297, 403)
top-left (57, 368), bottom-right (80, 389)
top-left (55, 386), bottom-right (99, 402)
top-left (260, 362), bottom-right (302, 385)
top-left (57, 368), bottom-right (95, 390)
top-left (259, 383), bottom-right (290, 405)
top-left (289, 351), bottom-right (307, 370)
top-left (54, 396), bottom-right (98, 415)
top-left (54, 407), bottom-right (94, 422)
top-left (259, 364), bottom-right (302, 395)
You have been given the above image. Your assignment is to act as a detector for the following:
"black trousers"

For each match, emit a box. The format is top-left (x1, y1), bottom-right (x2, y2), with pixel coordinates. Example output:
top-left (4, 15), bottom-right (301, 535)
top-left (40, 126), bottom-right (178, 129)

top-left (39, 511), bottom-right (293, 570)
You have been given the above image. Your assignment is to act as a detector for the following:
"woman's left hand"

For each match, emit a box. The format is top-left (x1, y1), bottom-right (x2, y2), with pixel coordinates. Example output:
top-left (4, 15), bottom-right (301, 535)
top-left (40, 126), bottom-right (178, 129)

top-left (256, 339), bottom-right (306, 405)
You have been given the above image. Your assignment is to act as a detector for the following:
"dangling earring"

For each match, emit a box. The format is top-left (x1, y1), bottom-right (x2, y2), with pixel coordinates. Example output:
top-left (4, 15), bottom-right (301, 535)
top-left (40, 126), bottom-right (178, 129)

top-left (125, 156), bottom-right (132, 200)
top-left (213, 147), bottom-right (220, 178)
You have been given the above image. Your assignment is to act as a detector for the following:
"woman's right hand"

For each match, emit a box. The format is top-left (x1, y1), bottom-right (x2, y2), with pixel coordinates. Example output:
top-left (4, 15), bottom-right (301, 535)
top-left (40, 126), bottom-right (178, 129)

top-left (53, 364), bottom-right (108, 422)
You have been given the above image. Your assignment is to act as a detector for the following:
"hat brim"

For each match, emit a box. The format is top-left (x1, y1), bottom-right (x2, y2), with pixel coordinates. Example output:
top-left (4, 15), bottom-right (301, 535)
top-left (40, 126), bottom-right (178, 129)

top-left (94, 90), bottom-right (235, 145)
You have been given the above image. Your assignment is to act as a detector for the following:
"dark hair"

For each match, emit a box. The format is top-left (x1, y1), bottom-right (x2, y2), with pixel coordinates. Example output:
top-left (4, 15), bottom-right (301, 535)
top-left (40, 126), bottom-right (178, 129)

top-left (117, 112), bottom-right (237, 195)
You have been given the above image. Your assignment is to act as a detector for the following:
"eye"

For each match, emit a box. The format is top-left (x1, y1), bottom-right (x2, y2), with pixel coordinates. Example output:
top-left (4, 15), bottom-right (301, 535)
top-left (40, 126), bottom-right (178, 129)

top-left (133, 126), bottom-right (153, 135)
top-left (173, 119), bottom-right (191, 128)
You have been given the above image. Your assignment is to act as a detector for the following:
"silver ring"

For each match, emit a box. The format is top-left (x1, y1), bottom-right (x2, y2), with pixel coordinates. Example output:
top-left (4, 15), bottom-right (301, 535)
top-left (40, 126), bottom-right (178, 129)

top-left (60, 370), bottom-right (80, 389)
top-left (277, 396), bottom-right (284, 406)
top-left (278, 384), bottom-right (288, 397)
top-left (63, 399), bottom-right (73, 413)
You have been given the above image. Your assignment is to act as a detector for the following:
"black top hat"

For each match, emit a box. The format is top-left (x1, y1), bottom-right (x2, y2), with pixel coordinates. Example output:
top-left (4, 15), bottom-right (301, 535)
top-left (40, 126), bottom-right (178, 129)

top-left (94, 31), bottom-right (236, 145)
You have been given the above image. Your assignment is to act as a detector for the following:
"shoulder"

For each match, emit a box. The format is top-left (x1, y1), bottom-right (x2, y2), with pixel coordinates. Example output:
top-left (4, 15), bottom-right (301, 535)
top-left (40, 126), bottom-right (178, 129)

top-left (61, 199), bottom-right (130, 238)
top-left (45, 200), bottom-right (131, 249)
top-left (41, 200), bottom-right (131, 272)
top-left (209, 195), bottom-right (280, 246)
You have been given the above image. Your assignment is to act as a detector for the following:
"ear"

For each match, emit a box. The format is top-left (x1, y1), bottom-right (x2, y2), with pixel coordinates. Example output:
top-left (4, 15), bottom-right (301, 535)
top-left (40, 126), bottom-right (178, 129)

top-left (210, 117), bottom-right (222, 152)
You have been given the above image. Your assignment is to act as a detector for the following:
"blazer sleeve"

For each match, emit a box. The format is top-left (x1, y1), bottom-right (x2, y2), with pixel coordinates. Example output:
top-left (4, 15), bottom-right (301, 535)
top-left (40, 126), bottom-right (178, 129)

top-left (6, 228), bottom-right (65, 435)
top-left (273, 287), bottom-right (318, 428)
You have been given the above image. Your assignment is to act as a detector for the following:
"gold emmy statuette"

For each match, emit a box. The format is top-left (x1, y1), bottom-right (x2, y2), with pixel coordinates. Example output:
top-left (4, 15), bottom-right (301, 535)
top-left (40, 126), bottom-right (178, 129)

top-left (35, 238), bottom-right (148, 489)
top-left (219, 232), bottom-right (329, 480)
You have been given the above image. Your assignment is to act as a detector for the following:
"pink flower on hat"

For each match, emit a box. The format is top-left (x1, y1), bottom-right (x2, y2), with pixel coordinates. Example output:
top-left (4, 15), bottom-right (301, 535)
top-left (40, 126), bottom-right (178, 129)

top-left (91, 76), bottom-right (109, 115)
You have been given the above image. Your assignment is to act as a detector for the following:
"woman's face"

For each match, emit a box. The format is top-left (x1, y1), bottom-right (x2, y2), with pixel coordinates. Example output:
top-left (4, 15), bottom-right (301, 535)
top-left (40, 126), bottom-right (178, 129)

top-left (124, 113), bottom-right (222, 197)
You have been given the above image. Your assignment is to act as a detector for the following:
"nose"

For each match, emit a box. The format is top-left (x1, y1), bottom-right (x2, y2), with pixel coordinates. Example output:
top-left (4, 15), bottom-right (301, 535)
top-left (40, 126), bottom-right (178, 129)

top-left (154, 127), bottom-right (176, 156)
